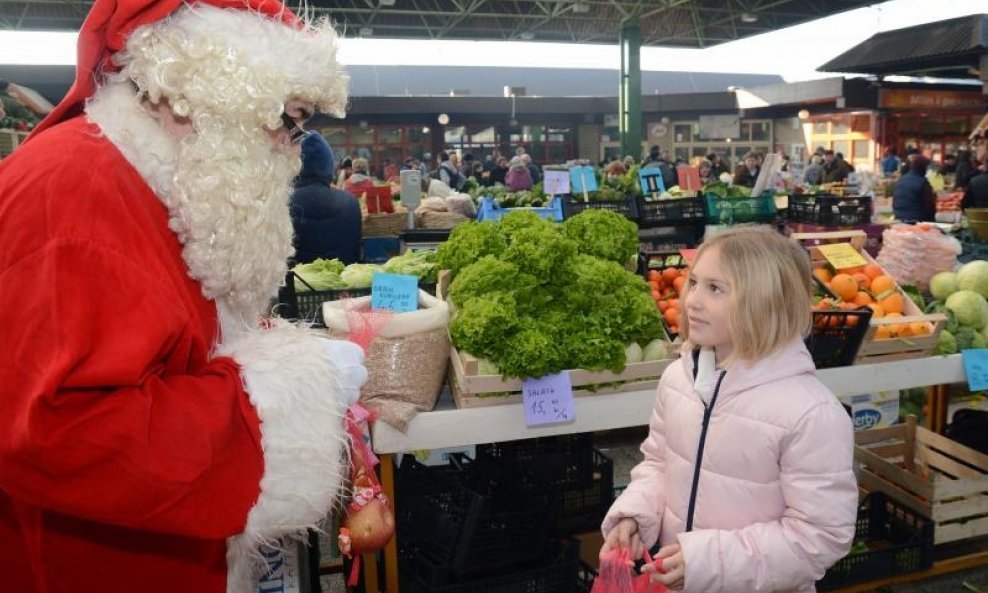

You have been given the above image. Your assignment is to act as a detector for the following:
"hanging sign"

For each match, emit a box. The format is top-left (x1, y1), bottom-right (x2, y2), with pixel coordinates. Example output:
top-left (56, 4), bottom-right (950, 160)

top-left (522, 371), bottom-right (575, 427)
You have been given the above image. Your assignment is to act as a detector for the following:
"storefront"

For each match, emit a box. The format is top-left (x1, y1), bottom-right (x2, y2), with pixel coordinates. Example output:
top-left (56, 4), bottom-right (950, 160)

top-left (877, 88), bottom-right (985, 162)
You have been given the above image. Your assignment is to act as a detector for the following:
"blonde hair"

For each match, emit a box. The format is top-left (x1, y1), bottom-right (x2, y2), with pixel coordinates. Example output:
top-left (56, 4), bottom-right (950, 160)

top-left (352, 158), bottom-right (370, 174)
top-left (680, 226), bottom-right (812, 364)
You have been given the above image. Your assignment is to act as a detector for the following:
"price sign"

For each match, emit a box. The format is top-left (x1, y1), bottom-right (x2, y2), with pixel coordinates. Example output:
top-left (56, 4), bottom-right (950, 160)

top-left (569, 166), bottom-right (598, 194)
top-left (521, 371), bottom-right (575, 427)
top-left (371, 272), bottom-right (418, 313)
top-left (817, 243), bottom-right (868, 270)
top-left (543, 170), bottom-right (570, 195)
top-left (962, 350), bottom-right (988, 392)
top-left (679, 248), bottom-right (698, 265)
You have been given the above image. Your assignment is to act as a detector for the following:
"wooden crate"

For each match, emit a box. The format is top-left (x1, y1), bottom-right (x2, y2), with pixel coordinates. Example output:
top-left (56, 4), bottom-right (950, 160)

top-left (437, 271), bottom-right (677, 408)
top-left (855, 415), bottom-right (988, 544)
top-left (793, 230), bottom-right (946, 363)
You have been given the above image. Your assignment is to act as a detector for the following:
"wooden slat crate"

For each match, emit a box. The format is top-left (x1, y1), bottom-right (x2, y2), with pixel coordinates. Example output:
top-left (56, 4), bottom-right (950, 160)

top-left (437, 271), bottom-right (677, 408)
top-left (793, 230), bottom-right (946, 363)
top-left (855, 415), bottom-right (988, 544)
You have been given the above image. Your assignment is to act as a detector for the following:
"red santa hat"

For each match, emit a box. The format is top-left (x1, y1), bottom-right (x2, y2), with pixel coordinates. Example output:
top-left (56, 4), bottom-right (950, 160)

top-left (28, 0), bottom-right (299, 141)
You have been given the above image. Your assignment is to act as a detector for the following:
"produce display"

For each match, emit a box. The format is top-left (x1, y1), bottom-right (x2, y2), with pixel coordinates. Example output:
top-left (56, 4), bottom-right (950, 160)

top-left (876, 224), bottom-right (961, 292)
top-left (927, 260), bottom-right (988, 354)
top-left (291, 250), bottom-right (438, 291)
top-left (437, 210), bottom-right (665, 379)
top-left (642, 254), bottom-right (688, 336)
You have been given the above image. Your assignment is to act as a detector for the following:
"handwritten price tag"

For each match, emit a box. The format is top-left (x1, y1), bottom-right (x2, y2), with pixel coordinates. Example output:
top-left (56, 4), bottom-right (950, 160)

top-left (522, 372), bottom-right (575, 427)
top-left (568, 166), bottom-right (598, 194)
top-left (962, 350), bottom-right (988, 392)
top-left (817, 243), bottom-right (867, 270)
top-left (371, 272), bottom-right (418, 313)
top-left (543, 170), bottom-right (570, 195)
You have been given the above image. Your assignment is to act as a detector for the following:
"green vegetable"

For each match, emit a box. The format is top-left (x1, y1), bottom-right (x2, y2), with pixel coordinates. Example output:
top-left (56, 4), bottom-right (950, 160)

top-left (449, 256), bottom-right (538, 309)
top-left (340, 263), bottom-right (383, 288)
top-left (381, 249), bottom-right (438, 284)
top-left (449, 292), bottom-right (521, 360)
top-left (935, 329), bottom-right (958, 355)
top-left (900, 285), bottom-right (926, 312)
top-left (945, 290), bottom-right (988, 329)
top-left (642, 339), bottom-right (668, 361)
top-left (562, 209), bottom-right (639, 265)
top-left (956, 326), bottom-right (988, 350)
top-left (436, 221), bottom-right (508, 277)
top-left (958, 260), bottom-right (988, 298)
top-left (930, 271), bottom-right (960, 301)
top-left (291, 258), bottom-right (345, 291)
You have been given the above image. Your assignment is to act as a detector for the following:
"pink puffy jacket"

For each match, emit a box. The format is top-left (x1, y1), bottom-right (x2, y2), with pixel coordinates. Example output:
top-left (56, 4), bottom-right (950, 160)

top-left (602, 339), bottom-right (857, 593)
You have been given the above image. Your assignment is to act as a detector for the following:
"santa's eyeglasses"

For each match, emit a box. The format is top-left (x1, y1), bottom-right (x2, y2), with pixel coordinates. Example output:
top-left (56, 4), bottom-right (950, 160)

top-left (281, 112), bottom-right (308, 144)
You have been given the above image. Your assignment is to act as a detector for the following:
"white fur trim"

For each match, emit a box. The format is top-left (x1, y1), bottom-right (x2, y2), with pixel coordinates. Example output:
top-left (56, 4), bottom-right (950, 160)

top-left (217, 321), bottom-right (351, 593)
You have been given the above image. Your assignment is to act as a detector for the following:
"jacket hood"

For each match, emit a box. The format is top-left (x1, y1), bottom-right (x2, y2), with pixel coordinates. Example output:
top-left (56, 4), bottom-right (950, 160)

top-left (299, 132), bottom-right (335, 182)
top-left (679, 337), bottom-right (815, 397)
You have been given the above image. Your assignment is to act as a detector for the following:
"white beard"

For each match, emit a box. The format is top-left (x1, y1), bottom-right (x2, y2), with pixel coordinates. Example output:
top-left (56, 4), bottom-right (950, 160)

top-left (86, 83), bottom-right (299, 333)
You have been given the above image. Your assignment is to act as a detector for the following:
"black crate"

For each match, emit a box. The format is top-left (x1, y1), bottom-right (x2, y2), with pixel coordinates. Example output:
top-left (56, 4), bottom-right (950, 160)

top-left (475, 434), bottom-right (596, 484)
top-left (637, 196), bottom-right (706, 228)
top-left (562, 195), bottom-right (640, 223)
top-left (402, 483), bottom-right (554, 577)
top-left (551, 450), bottom-right (615, 536)
top-left (274, 271), bottom-right (436, 327)
top-left (789, 194), bottom-right (873, 227)
top-left (807, 308), bottom-right (872, 369)
top-left (402, 539), bottom-right (580, 593)
top-left (817, 492), bottom-right (934, 591)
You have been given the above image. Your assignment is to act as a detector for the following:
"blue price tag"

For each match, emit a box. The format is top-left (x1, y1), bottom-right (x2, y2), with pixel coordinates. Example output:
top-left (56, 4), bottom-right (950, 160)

top-left (522, 372), bottom-right (575, 427)
top-left (371, 272), bottom-right (418, 313)
top-left (568, 166), bottom-right (598, 194)
top-left (639, 167), bottom-right (666, 195)
top-left (962, 349), bottom-right (988, 391)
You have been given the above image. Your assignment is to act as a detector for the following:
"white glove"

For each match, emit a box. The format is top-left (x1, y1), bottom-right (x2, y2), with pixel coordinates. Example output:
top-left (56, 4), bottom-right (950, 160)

top-left (320, 339), bottom-right (368, 406)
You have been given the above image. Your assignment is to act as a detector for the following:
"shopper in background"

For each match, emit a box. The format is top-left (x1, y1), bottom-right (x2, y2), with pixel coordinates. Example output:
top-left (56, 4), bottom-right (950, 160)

top-left (803, 154), bottom-right (824, 185)
top-left (605, 160), bottom-right (627, 181)
top-left (521, 153), bottom-right (541, 184)
top-left (291, 133), bottom-right (361, 265)
top-left (733, 151), bottom-right (760, 188)
top-left (600, 226), bottom-right (856, 593)
top-left (642, 145), bottom-right (678, 190)
top-left (505, 156), bottom-right (534, 191)
top-left (336, 156), bottom-right (353, 187)
top-left (491, 156), bottom-right (509, 186)
top-left (955, 150), bottom-right (976, 190)
top-left (697, 158), bottom-right (714, 185)
top-left (880, 147), bottom-right (901, 177)
top-left (962, 154), bottom-right (988, 209)
top-left (820, 149), bottom-right (850, 183)
top-left (343, 157), bottom-right (376, 197)
top-left (706, 152), bottom-right (728, 177)
top-left (893, 156), bottom-right (936, 223)
top-left (0, 1), bottom-right (366, 592)
top-left (436, 150), bottom-right (464, 190)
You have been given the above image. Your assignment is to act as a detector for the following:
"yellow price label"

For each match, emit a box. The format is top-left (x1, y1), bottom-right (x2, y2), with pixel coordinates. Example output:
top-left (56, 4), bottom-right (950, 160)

top-left (817, 242), bottom-right (868, 270)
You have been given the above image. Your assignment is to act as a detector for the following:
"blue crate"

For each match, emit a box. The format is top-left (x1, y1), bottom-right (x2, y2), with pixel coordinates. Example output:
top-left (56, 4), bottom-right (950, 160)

top-left (476, 196), bottom-right (563, 222)
top-left (363, 236), bottom-right (402, 263)
top-left (705, 191), bottom-right (777, 225)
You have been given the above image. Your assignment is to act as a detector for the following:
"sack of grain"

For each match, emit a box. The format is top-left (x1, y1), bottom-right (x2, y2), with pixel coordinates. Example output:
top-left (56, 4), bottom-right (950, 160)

top-left (323, 291), bottom-right (450, 431)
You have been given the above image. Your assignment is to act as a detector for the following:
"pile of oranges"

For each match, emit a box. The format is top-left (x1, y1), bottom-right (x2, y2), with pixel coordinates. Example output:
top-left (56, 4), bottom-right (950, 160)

top-left (813, 263), bottom-right (932, 339)
top-left (646, 267), bottom-right (687, 335)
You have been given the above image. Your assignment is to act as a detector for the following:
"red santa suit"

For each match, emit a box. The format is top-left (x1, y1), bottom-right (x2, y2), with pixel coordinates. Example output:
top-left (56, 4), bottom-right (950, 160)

top-left (0, 1), bottom-right (359, 592)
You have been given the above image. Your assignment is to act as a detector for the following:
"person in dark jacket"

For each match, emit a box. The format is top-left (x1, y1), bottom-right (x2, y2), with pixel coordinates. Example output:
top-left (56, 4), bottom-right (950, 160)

top-left (893, 156), bottom-right (936, 223)
top-left (290, 132), bottom-right (361, 265)
top-left (733, 151), bottom-right (760, 188)
top-left (963, 154), bottom-right (988, 210)
top-left (955, 150), bottom-right (977, 190)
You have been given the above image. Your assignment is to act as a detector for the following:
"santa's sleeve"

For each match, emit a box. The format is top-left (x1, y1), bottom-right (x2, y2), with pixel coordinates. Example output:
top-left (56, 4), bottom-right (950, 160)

top-left (0, 238), bottom-right (352, 545)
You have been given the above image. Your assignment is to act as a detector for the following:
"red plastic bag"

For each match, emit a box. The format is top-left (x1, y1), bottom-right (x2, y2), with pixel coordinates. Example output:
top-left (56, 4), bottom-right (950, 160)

top-left (593, 549), bottom-right (668, 593)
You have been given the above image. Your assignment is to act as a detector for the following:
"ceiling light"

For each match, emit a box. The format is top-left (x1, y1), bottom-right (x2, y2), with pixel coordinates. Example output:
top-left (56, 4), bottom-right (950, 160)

top-left (797, 109), bottom-right (810, 120)
top-left (378, 0), bottom-right (396, 5)
top-left (572, 2), bottom-right (590, 13)
top-left (437, 113), bottom-right (450, 125)
top-left (359, 27), bottom-right (374, 36)
top-left (740, 12), bottom-right (758, 23)
top-left (519, 31), bottom-right (535, 40)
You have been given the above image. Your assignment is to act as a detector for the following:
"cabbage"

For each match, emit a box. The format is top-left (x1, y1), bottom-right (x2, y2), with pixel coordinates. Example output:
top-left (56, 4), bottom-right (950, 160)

top-left (944, 290), bottom-right (988, 329)
top-left (642, 339), bottom-right (668, 361)
top-left (292, 258), bottom-right (345, 291)
top-left (625, 343), bottom-right (643, 364)
top-left (341, 263), bottom-right (384, 289)
top-left (957, 260), bottom-right (988, 298)
top-left (930, 271), bottom-right (959, 301)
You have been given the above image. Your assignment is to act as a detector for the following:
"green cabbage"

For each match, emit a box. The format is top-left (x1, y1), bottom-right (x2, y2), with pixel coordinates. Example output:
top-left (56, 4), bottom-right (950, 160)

top-left (340, 263), bottom-right (384, 289)
top-left (291, 258), bottom-right (345, 291)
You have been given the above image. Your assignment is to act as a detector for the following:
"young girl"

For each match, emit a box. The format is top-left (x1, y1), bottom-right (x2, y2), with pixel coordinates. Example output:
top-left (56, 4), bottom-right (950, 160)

top-left (601, 226), bottom-right (857, 593)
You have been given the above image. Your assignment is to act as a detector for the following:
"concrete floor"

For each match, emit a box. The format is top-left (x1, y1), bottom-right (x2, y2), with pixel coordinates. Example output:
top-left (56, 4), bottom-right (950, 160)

top-left (318, 426), bottom-right (988, 593)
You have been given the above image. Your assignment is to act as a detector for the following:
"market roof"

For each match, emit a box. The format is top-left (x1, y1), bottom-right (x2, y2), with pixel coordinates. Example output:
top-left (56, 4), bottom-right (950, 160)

top-left (818, 13), bottom-right (988, 78)
top-left (2, 0), bottom-right (876, 48)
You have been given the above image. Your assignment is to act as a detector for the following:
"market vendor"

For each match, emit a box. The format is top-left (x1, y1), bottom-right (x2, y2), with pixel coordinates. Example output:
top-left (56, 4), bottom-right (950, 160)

top-left (0, 1), bottom-right (367, 592)
top-left (893, 156), bottom-right (936, 223)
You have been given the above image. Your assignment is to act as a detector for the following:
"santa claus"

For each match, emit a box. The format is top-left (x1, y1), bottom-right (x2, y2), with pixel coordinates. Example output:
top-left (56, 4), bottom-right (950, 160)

top-left (0, 1), bottom-right (366, 592)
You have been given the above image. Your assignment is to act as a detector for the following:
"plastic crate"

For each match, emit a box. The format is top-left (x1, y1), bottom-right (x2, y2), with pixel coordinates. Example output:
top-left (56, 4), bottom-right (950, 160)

top-left (402, 538), bottom-right (580, 593)
top-left (476, 196), bottom-right (563, 222)
top-left (274, 271), bottom-right (436, 327)
top-left (562, 195), bottom-right (640, 222)
top-left (789, 194), bottom-right (872, 227)
top-left (550, 450), bottom-right (615, 536)
top-left (637, 196), bottom-right (706, 228)
top-left (817, 492), bottom-right (934, 591)
top-left (402, 483), bottom-right (554, 576)
top-left (806, 308), bottom-right (873, 369)
top-left (475, 434), bottom-right (596, 484)
top-left (704, 191), bottom-right (777, 225)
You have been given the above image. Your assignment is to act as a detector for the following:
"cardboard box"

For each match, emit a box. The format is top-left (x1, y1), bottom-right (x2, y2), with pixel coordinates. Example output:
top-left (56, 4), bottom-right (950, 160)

top-left (840, 391), bottom-right (900, 430)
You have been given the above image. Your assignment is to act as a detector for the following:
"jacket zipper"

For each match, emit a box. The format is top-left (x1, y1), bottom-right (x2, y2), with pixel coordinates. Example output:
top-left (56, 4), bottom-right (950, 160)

top-left (685, 369), bottom-right (727, 532)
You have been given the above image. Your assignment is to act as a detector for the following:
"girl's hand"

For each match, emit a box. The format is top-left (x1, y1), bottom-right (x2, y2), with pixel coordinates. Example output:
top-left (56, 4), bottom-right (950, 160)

top-left (600, 518), bottom-right (645, 563)
top-left (642, 543), bottom-right (685, 591)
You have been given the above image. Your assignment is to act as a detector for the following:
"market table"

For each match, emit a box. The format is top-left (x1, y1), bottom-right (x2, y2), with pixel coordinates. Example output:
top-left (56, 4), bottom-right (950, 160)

top-left (365, 354), bottom-right (970, 593)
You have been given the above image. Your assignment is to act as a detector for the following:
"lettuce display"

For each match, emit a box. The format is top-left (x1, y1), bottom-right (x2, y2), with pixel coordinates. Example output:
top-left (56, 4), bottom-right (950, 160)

top-left (445, 209), bottom-right (664, 379)
top-left (292, 251), bottom-right (437, 292)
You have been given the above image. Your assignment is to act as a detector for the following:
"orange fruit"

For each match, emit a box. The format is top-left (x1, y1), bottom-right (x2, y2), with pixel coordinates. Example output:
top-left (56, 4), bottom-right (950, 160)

top-left (658, 300), bottom-right (669, 312)
top-left (879, 292), bottom-right (904, 315)
top-left (663, 307), bottom-right (680, 327)
top-left (673, 275), bottom-right (686, 294)
top-left (870, 275), bottom-right (896, 297)
top-left (667, 298), bottom-right (680, 311)
top-left (910, 322), bottom-right (932, 336)
top-left (651, 289), bottom-right (661, 301)
top-left (864, 264), bottom-right (884, 280)
top-left (647, 270), bottom-right (661, 283)
top-left (874, 325), bottom-right (892, 340)
top-left (813, 268), bottom-right (833, 284)
top-left (661, 268), bottom-right (680, 283)
top-left (867, 303), bottom-right (885, 318)
top-left (853, 273), bottom-right (871, 291)
top-left (648, 280), bottom-right (660, 290)
top-left (830, 274), bottom-right (858, 301)
top-left (853, 291), bottom-right (873, 306)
